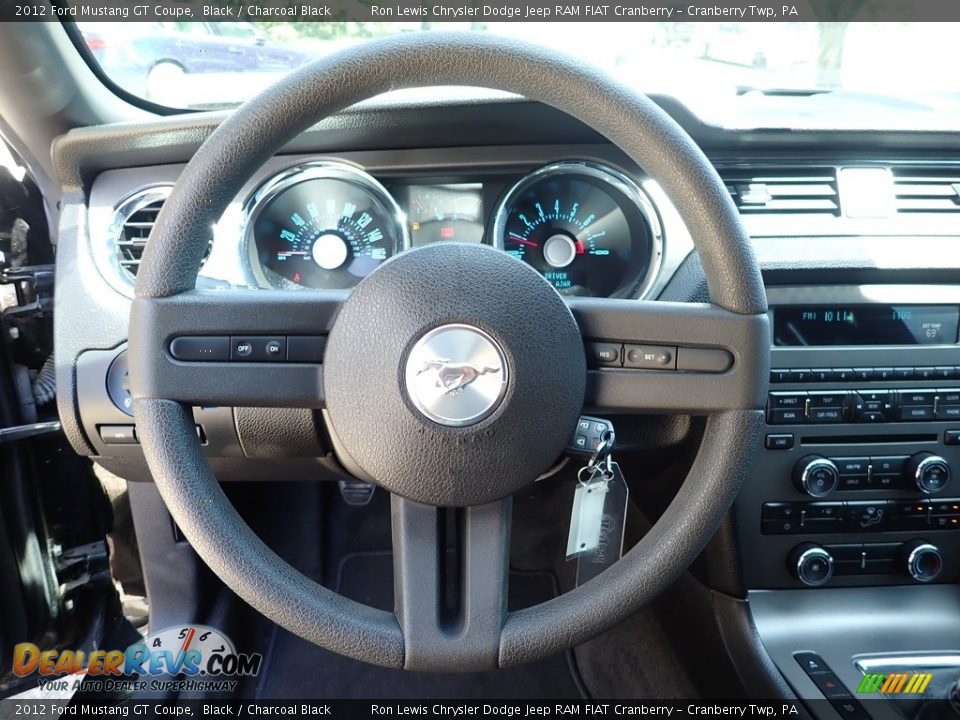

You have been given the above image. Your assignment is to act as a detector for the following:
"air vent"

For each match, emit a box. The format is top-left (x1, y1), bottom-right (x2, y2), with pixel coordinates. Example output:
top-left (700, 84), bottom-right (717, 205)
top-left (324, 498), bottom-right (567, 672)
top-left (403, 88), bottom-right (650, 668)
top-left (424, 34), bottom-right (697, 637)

top-left (720, 167), bottom-right (841, 216)
top-left (112, 187), bottom-right (211, 281)
top-left (892, 167), bottom-right (960, 213)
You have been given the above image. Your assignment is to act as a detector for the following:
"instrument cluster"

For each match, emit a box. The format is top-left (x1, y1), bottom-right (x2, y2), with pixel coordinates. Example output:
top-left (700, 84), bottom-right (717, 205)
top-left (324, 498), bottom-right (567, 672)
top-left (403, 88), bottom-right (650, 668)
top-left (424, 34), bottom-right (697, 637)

top-left (243, 159), bottom-right (663, 298)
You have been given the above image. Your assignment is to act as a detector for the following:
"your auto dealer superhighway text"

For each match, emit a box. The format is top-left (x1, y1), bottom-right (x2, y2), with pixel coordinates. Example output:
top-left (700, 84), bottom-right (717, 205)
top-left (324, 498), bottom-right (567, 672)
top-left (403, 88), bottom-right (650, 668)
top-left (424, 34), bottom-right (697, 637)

top-left (371, 705), bottom-right (796, 717)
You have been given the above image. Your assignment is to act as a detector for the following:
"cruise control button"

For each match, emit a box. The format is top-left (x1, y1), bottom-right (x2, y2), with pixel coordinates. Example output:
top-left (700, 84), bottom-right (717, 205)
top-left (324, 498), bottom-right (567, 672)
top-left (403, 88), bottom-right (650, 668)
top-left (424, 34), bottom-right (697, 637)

top-left (99, 425), bottom-right (137, 445)
top-left (623, 344), bottom-right (676, 370)
top-left (588, 342), bottom-right (621, 366)
top-left (169, 336), bottom-right (230, 361)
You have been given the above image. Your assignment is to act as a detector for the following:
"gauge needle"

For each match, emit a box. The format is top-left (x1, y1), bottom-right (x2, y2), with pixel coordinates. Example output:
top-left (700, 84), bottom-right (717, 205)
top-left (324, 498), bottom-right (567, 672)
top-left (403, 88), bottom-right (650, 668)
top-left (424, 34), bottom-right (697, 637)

top-left (509, 233), bottom-right (539, 248)
top-left (574, 241), bottom-right (586, 254)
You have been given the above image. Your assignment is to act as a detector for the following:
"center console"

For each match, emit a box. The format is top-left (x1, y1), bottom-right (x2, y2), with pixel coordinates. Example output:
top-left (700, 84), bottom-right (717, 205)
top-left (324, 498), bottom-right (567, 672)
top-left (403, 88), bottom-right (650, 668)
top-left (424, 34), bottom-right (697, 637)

top-left (737, 286), bottom-right (960, 590)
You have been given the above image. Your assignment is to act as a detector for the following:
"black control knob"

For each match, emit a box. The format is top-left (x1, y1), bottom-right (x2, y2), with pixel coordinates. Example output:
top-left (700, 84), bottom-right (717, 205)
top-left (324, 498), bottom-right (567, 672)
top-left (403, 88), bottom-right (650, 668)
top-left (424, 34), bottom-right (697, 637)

top-left (789, 544), bottom-right (834, 587)
top-left (902, 540), bottom-right (943, 583)
top-left (906, 452), bottom-right (951, 494)
top-left (793, 455), bottom-right (840, 498)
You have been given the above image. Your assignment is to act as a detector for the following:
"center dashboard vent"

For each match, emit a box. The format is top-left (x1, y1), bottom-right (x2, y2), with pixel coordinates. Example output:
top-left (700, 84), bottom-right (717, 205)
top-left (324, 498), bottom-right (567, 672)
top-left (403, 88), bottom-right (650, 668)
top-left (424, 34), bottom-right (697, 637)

top-left (892, 167), bottom-right (960, 213)
top-left (111, 186), bottom-right (211, 281)
top-left (719, 166), bottom-right (841, 216)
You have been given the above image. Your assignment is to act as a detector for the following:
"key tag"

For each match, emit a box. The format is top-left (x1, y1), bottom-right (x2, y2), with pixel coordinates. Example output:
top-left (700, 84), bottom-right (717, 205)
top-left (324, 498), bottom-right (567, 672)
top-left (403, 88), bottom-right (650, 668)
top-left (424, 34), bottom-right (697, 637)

top-left (565, 432), bottom-right (629, 586)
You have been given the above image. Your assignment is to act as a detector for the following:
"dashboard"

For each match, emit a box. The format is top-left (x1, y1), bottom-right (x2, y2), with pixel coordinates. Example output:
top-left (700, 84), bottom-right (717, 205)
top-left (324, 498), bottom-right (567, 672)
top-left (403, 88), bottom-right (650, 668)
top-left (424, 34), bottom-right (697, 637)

top-left (95, 155), bottom-right (665, 301)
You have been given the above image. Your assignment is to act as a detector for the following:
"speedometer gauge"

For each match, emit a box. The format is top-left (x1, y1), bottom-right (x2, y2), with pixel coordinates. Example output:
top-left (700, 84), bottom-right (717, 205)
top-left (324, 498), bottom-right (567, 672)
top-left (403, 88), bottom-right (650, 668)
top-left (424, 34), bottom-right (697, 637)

top-left (491, 162), bottom-right (662, 298)
top-left (245, 162), bottom-right (408, 290)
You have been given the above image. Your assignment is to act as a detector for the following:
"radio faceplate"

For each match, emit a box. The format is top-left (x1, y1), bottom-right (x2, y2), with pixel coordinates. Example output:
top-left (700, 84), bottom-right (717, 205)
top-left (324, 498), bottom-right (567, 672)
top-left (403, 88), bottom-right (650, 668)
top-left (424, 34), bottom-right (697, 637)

top-left (737, 286), bottom-right (960, 591)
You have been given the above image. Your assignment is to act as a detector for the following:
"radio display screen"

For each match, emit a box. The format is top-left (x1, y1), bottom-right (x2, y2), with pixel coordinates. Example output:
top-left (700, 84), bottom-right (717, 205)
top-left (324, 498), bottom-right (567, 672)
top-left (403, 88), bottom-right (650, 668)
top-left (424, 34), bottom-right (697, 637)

top-left (773, 305), bottom-right (960, 346)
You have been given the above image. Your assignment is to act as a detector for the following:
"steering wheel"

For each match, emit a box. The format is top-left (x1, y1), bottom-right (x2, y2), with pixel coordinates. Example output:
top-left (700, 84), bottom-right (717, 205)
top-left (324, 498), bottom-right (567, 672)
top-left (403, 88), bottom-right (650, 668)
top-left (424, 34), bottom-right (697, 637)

top-left (128, 32), bottom-right (769, 672)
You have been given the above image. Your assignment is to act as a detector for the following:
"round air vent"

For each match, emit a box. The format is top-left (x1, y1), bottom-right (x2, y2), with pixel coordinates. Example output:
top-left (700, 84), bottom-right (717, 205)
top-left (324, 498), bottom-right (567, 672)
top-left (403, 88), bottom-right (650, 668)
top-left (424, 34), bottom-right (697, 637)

top-left (110, 187), bottom-right (211, 283)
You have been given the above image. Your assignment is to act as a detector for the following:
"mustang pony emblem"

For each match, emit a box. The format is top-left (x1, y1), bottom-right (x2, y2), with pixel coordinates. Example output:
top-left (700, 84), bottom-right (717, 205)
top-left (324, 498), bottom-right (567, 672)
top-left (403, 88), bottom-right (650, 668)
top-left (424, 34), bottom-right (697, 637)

top-left (417, 359), bottom-right (501, 394)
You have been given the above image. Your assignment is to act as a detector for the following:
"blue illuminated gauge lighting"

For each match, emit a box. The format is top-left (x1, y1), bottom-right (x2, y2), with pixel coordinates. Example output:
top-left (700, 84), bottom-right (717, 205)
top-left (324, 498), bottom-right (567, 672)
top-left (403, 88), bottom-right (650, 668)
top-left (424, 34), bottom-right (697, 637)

top-left (491, 162), bottom-right (662, 298)
top-left (244, 161), bottom-right (409, 290)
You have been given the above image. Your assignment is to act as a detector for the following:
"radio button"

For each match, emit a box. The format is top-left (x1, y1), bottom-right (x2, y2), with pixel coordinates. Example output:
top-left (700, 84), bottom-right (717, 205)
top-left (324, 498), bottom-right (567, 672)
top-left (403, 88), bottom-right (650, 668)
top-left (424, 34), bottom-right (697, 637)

top-left (833, 457), bottom-right (870, 476)
top-left (811, 368), bottom-right (836, 382)
top-left (770, 369), bottom-right (791, 383)
top-left (871, 474), bottom-right (905, 490)
top-left (916, 367), bottom-right (937, 380)
top-left (840, 475), bottom-right (869, 491)
top-left (810, 407), bottom-right (844, 423)
top-left (768, 392), bottom-right (806, 409)
top-left (900, 406), bottom-right (936, 421)
top-left (788, 369), bottom-right (813, 383)
top-left (934, 366), bottom-right (957, 380)
top-left (765, 433), bottom-right (795, 450)
top-left (871, 455), bottom-right (909, 475)
top-left (936, 406), bottom-right (960, 420)
top-left (858, 411), bottom-right (887, 423)
top-left (834, 368), bottom-right (856, 382)
top-left (946, 430), bottom-right (960, 445)
top-left (808, 391), bottom-right (848, 408)
top-left (853, 368), bottom-right (877, 381)
top-left (768, 408), bottom-right (804, 424)
top-left (894, 367), bottom-right (917, 380)
top-left (938, 390), bottom-right (960, 405)
top-left (902, 391), bottom-right (937, 406)
top-left (874, 367), bottom-right (896, 381)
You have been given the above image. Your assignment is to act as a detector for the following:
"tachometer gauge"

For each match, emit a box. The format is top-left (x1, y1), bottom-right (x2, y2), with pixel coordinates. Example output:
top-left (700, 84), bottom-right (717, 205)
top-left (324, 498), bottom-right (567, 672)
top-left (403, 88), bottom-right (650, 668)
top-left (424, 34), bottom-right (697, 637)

top-left (245, 162), bottom-right (408, 290)
top-left (492, 162), bottom-right (662, 298)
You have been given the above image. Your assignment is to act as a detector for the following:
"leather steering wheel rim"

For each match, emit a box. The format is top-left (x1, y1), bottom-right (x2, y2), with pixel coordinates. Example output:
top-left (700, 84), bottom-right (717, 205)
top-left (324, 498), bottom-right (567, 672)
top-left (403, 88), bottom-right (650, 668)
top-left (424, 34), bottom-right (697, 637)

top-left (129, 32), bottom-right (769, 671)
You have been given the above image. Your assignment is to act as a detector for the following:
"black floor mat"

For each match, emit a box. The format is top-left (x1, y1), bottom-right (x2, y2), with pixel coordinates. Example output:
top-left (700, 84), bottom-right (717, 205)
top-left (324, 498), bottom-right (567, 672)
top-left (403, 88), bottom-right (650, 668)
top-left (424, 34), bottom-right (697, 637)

top-left (253, 552), bottom-right (586, 699)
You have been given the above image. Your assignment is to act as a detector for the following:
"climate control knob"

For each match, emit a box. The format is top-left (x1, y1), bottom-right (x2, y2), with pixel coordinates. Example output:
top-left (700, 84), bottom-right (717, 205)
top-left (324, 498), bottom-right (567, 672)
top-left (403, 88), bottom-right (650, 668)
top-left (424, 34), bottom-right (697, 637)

top-left (901, 540), bottom-right (943, 582)
top-left (789, 544), bottom-right (834, 587)
top-left (906, 453), bottom-right (951, 494)
top-left (793, 455), bottom-right (840, 498)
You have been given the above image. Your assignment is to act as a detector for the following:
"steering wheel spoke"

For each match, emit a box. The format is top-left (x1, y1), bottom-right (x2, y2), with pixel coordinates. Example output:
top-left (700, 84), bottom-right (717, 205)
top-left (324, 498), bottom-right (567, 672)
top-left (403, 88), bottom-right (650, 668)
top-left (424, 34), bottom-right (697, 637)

top-left (129, 289), bottom-right (343, 407)
top-left (569, 299), bottom-right (770, 415)
top-left (391, 495), bottom-right (511, 672)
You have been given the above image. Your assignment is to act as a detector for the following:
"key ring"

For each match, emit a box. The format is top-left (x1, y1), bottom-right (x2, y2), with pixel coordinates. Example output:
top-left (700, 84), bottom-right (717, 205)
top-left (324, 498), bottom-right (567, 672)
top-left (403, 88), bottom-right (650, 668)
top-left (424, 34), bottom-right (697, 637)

top-left (578, 429), bottom-right (615, 486)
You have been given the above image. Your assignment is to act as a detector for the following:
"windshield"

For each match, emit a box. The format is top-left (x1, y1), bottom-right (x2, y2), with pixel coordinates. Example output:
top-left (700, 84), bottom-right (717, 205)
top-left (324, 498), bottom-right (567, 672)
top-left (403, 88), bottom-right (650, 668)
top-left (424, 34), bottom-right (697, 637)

top-left (75, 20), bottom-right (960, 130)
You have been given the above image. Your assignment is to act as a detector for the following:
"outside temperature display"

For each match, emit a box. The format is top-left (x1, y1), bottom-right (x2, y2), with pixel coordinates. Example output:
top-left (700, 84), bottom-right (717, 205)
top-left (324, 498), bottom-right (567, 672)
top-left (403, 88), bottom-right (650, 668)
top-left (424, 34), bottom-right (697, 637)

top-left (773, 305), bottom-right (960, 346)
